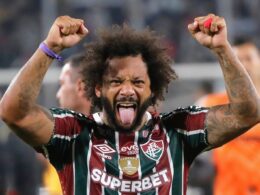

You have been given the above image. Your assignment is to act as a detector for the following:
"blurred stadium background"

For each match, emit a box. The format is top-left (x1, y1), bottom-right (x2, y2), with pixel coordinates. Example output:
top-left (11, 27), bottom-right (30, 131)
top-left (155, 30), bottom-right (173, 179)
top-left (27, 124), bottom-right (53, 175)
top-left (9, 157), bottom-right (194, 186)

top-left (0, 1), bottom-right (259, 194)
top-left (0, 0), bottom-right (259, 111)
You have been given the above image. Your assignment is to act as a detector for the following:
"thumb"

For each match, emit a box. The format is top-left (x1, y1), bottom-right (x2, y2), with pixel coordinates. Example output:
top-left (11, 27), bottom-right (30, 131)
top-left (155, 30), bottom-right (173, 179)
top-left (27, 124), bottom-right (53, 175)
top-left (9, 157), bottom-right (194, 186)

top-left (78, 24), bottom-right (89, 36)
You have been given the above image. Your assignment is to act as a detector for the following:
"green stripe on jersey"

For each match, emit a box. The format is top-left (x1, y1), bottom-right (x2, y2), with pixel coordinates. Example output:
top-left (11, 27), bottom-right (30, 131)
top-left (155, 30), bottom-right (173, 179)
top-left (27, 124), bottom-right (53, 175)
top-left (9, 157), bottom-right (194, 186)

top-left (74, 129), bottom-right (91, 195)
top-left (167, 128), bottom-right (183, 195)
top-left (104, 132), bottom-right (119, 195)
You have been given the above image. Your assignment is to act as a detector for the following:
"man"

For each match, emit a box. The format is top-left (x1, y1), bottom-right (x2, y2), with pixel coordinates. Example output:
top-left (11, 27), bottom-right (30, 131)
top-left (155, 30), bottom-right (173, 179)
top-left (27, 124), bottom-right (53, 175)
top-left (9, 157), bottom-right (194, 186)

top-left (195, 38), bottom-right (260, 195)
top-left (56, 53), bottom-right (93, 115)
top-left (43, 53), bottom-right (93, 195)
top-left (0, 14), bottom-right (259, 195)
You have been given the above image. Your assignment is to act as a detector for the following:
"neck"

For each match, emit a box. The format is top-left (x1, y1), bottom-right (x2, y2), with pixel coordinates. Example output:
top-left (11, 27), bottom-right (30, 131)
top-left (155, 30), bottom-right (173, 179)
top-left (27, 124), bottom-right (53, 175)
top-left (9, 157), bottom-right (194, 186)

top-left (75, 103), bottom-right (92, 116)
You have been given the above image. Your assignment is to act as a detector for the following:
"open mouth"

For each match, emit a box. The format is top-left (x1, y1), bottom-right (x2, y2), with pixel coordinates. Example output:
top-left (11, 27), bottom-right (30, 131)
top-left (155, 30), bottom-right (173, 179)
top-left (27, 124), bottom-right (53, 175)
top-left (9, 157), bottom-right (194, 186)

top-left (116, 102), bottom-right (137, 126)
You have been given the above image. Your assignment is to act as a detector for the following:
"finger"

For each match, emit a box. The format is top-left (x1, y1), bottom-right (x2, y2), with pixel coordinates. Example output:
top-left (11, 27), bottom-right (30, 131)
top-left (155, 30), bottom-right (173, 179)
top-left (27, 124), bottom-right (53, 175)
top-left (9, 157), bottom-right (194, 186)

top-left (187, 21), bottom-right (199, 36)
top-left (194, 16), bottom-right (205, 21)
top-left (215, 17), bottom-right (226, 32)
top-left (58, 16), bottom-right (83, 35)
top-left (70, 19), bottom-right (84, 34)
top-left (55, 16), bottom-right (71, 35)
top-left (208, 16), bottom-right (225, 34)
top-left (196, 14), bottom-right (215, 34)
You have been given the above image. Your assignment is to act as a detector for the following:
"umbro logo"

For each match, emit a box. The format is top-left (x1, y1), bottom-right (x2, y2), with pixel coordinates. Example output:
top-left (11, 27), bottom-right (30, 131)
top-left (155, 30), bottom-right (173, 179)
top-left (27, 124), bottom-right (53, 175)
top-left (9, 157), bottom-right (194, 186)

top-left (93, 144), bottom-right (116, 160)
top-left (93, 144), bottom-right (116, 154)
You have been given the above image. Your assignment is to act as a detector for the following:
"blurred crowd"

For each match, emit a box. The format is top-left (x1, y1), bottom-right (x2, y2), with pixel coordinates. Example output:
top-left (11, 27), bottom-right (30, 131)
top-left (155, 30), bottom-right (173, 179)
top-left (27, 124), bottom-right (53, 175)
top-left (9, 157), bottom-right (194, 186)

top-left (0, 0), bottom-right (259, 69)
top-left (0, 1), bottom-right (260, 195)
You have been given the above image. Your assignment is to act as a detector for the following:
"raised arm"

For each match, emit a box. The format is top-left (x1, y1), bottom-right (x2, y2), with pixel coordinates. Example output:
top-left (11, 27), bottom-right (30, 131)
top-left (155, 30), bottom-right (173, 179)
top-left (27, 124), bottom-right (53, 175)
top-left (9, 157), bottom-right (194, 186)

top-left (188, 14), bottom-right (260, 147)
top-left (0, 16), bottom-right (88, 146)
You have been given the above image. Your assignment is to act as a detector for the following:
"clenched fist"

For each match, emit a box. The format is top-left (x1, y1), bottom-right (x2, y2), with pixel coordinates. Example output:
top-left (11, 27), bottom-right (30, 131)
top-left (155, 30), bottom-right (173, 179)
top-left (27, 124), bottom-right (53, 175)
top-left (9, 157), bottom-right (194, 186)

top-left (43, 15), bottom-right (89, 53)
top-left (188, 13), bottom-right (229, 53)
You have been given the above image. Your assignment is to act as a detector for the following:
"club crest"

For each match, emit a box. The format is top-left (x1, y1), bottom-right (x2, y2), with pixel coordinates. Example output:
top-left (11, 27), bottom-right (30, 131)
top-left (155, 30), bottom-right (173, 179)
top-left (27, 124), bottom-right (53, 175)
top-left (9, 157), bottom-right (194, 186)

top-left (140, 139), bottom-right (164, 161)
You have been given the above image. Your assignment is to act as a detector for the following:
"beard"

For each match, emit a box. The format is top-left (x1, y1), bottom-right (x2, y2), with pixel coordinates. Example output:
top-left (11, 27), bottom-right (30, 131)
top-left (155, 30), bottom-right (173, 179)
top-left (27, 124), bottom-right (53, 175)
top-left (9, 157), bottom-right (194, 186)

top-left (100, 95), bottom-right (152, 133)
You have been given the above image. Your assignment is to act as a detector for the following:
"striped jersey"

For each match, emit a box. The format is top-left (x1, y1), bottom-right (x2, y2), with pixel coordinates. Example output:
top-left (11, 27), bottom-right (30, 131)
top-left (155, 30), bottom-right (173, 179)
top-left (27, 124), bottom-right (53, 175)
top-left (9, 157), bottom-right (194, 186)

top-left (39, 106), bottom-right (209, 195)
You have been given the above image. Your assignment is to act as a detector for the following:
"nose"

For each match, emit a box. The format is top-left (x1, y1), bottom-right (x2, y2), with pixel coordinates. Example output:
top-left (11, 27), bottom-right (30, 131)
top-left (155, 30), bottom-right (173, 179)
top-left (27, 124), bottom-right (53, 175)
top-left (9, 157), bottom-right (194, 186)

top-left (119, 82), bottom-right (135, 97)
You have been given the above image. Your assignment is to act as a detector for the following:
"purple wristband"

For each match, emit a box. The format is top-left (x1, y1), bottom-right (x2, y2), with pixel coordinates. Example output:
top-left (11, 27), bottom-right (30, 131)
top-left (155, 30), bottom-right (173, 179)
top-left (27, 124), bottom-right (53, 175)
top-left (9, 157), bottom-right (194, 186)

top-left (39, 42), bottom-right (63, 62)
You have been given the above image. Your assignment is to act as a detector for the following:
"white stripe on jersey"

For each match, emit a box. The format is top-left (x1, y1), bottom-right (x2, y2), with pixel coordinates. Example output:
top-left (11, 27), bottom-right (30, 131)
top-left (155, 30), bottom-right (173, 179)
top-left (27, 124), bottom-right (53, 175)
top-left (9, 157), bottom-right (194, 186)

top-left (72, 141), bottom-right (76, 195)
top-left (53, 134), bottom-right (79, 141)
top-left (181, 142), bottom-right (184, 195)
top-left (115, 131), bottom-right (122, 195)
top-left (176, 129), bottom-right (205, 136)
top-left (92, 113), bottom-right (104, 125)
top-left (185, 110), bottom-right (208, 115)
top-left (86, 139), bottom-right (93, 195)
top-left (53, 113), bottom-right (75, 118)
top-left (135, 131), bottom-right (141, 195)
top-left (173, 107), bottom-right (208, 115)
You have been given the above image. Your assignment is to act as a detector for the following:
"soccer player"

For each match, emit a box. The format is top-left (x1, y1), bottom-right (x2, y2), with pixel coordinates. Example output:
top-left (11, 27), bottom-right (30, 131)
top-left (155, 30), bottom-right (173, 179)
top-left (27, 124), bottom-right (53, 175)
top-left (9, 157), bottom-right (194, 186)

top-left (0, 14), bottom-right (259, 195)
top-left (56, 53), bottom-right (93, 115)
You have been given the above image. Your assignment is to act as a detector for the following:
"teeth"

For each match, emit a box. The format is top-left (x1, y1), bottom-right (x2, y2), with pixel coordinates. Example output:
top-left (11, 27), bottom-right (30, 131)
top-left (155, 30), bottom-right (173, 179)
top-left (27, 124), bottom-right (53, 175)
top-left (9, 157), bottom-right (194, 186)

top-left (117, 103), bottom-right (136, 108)
top-left (120, 104), bottom-right (134, 107)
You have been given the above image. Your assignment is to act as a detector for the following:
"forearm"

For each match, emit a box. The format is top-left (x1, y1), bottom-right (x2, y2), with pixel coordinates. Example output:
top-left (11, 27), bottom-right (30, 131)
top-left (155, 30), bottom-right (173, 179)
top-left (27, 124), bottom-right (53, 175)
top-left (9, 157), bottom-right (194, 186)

top-left (0, 47), bottom-right (53, 122)
top-left (215, 44), bottom-right (259, 116)
top-left (206, 45), bottom-right (260, 146)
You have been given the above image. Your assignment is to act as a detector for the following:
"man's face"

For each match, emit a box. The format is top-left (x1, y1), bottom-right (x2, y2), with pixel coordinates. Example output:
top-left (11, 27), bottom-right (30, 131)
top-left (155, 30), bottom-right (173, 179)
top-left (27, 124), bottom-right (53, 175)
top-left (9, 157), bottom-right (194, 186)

top-left (234, 43), bottom-right (260, 79)
top-left (96, 55), bottom-right (152, 132)
top-left (56, 63), bottom-right (79, 109)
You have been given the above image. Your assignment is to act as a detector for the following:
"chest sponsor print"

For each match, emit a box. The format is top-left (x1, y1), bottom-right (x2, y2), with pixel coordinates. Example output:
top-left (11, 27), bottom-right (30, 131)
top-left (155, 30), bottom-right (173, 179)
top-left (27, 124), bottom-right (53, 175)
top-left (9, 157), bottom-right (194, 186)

top-left (91, 168), bottom-right (169, 193)
top-left (140, 139), bottom-right (164, 161)
top-left (120, 142), bottom-right (139, 155)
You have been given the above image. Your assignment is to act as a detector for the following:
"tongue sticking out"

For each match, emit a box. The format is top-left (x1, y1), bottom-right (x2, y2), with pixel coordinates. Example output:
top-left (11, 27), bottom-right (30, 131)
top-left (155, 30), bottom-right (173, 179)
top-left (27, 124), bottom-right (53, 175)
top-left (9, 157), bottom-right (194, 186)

top-left (118, 107), bottom-right (135, 125)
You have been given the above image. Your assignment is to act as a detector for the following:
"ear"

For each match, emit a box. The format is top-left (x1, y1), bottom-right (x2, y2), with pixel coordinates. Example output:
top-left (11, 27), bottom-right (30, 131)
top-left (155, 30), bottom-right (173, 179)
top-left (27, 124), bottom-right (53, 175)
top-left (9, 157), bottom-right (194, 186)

top-left (95, 85), bottom-right (101, 98)
top-left (76, 79), bottom-right (86, 97)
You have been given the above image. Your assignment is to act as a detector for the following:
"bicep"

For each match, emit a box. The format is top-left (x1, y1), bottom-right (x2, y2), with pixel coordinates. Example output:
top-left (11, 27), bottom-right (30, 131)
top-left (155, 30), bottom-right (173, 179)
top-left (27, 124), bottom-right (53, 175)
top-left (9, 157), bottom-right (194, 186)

top-left (8, 105), bottom-right (54, 147)
top-left (205, 104), bottom-right (249, 147)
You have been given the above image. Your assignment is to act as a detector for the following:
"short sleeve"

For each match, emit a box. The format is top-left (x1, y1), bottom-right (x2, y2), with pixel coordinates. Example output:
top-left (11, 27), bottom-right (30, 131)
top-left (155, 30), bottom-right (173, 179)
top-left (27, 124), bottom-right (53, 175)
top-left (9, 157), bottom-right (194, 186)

top-left (162, 106), bottom-right (210, 162)
top-left (36, 108), bottom-right (90, 170)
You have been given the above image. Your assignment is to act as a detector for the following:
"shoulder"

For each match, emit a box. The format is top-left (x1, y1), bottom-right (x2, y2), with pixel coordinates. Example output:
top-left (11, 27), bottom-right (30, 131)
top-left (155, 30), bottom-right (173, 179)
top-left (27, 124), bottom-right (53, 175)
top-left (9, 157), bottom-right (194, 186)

top-left (160, 106), bottom-right (209, 130)
top-left (50, 107), bottom-right (95, 127)
top-left (50, 107), bottom-right (90, 119)
top-left (161, 106), bottom-right (208, 118)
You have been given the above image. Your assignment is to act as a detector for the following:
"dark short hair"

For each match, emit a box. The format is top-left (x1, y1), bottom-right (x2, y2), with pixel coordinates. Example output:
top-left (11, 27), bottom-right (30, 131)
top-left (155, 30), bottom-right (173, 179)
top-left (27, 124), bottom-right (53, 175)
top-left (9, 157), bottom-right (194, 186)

top-left (81, 24), bottom-right (178, 108)
top-left (233, 36), bottom-right (254, 47)
top-left (64, 52), bottom-right (85, 69)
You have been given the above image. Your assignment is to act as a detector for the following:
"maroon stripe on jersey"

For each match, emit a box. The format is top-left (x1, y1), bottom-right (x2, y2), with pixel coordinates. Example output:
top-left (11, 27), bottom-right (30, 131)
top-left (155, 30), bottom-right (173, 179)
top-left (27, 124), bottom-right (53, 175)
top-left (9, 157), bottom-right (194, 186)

top-left (151, 123), bottom-right (172, 194)
top-left (58, 163), bottom-right (73, 195)
top-left (186, 112), bottom-right (206, 131)
top-left (170, 112), bottom-right (206, 131)
top-left (55, 117), bottom-right (82, 136)
top-left (89, 136), bottom-right (106, 194)
top-left (118, 132), bottom-right (140, 195)
top-left (119, 132), bottom-right (139, 180)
